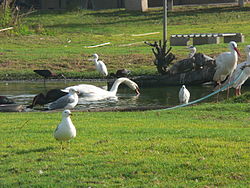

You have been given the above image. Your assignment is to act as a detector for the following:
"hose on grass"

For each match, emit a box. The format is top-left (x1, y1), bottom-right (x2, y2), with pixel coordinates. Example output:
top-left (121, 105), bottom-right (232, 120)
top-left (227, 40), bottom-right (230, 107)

top-left (156, 70), bottom-right (244, 111)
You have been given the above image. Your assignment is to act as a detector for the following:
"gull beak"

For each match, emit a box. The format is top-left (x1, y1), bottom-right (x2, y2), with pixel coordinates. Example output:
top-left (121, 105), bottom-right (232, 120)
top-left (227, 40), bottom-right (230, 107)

top-left (234, 47), bottom-right (241, 57)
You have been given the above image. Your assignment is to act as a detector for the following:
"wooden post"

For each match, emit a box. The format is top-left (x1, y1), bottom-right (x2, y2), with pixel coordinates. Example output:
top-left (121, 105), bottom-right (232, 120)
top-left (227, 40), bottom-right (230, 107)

top-left (163, 0), bottom-right (167, 44)
top-left (238, 0), bottom-right (245, 7)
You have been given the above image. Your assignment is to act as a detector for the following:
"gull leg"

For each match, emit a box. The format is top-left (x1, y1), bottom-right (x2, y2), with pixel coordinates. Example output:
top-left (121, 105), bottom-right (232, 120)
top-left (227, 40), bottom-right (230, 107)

top-left (60, 141), bottom-right (63, 150)
top-left (67, 140), bottom-right (71, 149)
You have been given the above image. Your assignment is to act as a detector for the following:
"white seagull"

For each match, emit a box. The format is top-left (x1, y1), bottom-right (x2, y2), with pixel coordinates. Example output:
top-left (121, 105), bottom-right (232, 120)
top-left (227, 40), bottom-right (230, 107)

top-left (63, 77), bottom-right (140, 101)
top-left (224, 45), bottom-right (250, 96)
top-left (54, 110), bottom-right (76, 147)
top-left (91, 53), bottom-right (108, 77)
top-left (48, 88), bottom-right (79, 110)
top-left (179, 85), bottom-right (190, 104)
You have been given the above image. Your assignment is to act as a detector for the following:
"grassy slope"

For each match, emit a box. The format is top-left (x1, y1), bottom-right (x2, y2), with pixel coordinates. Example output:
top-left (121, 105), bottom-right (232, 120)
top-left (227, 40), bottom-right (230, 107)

top-left (1, 4), bottom-right (250, 79)
top-left (0, 101), bottom-right (249, 187)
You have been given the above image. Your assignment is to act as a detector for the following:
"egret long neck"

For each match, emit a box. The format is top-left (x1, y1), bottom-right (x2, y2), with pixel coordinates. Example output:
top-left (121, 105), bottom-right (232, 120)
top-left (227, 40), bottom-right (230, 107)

top-left (93, 59), bottom-right (99, 66)
top-left (231, 50), bottom-right (238, 63)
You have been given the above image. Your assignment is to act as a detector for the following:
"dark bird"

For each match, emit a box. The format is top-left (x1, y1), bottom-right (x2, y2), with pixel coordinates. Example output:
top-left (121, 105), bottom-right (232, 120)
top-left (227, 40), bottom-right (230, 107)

top-left (27, 89), bottom-right (68, 109)
top-left (0, 96), bottom-right (15, 104)
top-left (110, 69), bottom-right (131, 78)
top-left (34, 70), bottom-right (56, 78)
top-left (34, 70), bottom-right (66, 91)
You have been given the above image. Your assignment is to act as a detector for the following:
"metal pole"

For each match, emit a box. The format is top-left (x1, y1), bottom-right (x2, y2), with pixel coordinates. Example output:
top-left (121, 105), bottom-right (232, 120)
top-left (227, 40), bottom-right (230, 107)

top-left (163, 0), bottom-right (167, 43)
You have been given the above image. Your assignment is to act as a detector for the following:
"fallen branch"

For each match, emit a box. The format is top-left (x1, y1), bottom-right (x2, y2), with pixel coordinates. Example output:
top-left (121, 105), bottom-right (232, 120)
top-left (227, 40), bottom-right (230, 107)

top-left (118, 41), bottom-right (143, 47)
top-left (84, 42), bottom-right (111, 48)
top-left (0, 27), bottom-right (14, 32)
top-left (131, 32), bottom-right (160, 37)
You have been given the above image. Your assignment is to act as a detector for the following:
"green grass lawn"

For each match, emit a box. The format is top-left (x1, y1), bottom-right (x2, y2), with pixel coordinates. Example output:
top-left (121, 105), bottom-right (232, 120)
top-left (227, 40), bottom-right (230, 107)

top-left (1, 4), bottom-right (250, 79)
top-left (1, 4), bottom-right (250, 187)
top-left (0, 101), bottom-right (249, 187)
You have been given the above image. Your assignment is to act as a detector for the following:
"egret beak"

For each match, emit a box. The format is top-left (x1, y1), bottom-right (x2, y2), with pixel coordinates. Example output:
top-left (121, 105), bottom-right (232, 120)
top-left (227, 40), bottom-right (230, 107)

top-left (69, 113), bottom-right (73, 116)
top-left (234, 47), bottom-right (241, 57)
top-left (61, 74), bottom-right (66, 79)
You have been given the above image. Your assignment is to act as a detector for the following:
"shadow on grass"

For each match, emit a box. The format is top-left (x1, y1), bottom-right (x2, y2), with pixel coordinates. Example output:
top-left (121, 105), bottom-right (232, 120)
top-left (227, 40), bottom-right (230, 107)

top-left (35, 5), bottom-right (250, 31)
top-left (30, 4), bottom-right (250, 18)
top-left (16, 146), bottom-right (54, 155)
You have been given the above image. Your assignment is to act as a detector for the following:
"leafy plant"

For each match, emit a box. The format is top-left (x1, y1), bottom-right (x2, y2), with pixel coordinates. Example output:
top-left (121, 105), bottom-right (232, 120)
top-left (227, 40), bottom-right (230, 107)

top-left (0, 0), bottom-right (34, 32)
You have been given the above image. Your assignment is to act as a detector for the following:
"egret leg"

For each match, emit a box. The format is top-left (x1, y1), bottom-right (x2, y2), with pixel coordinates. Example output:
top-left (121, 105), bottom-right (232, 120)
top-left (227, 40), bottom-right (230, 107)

top-left (235, 89), bottom-right (239, 96)
top-left (216, 82), bottom-right (221, 102)
top-left (226, 76), bottom-right (232, 99)
top-left (226, 87), bottom-right (230, 99)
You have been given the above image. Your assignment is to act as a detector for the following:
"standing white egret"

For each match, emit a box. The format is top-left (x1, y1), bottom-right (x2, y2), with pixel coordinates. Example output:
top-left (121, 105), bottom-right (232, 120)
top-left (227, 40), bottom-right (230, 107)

top-left (213, 41), bottom-right (240, 85)
top-left (225, 45), bottom-right (250, 96)
top-left (213, 41), bottom-right (240, 99)
top-left (48, 88), bottom-right (79, 110)
top-left (54, 110), bottom-right (76, 149)
top-left (179, 85), bottom-right (190, 104)
top-left (187, 45), bottom-right (196, 58)
top-left (91, 53), bottom-right (108, 77)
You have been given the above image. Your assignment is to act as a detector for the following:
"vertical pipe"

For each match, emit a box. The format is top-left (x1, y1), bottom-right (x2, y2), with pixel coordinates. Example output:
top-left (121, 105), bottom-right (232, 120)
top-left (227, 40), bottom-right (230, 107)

top-left (163, 0), bottom-right (167, 43)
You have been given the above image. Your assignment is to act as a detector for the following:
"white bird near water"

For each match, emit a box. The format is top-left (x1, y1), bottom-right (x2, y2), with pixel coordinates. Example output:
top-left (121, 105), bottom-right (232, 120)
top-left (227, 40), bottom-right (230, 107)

top-left (48, 88), bottom-right (79, 110)
top-left (222, 45), bottom-right (250, 96)
top-left (213, 41), bottom-right (241, 99)
top-left (187, 45), bottom-right (196, 58)
top-left (213, 41), bottom-right (241, 85)
top-left (63, 77), bottom-right (140, 101)
top-left (54, 110), bottom-right (76, 147)
top-left (179, 85), bottom-right (190, 104)
top-left (91, 53), bottom-right (108, 77)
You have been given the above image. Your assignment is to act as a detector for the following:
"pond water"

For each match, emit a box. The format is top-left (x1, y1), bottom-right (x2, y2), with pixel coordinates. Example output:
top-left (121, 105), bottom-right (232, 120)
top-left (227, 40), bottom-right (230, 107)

top-left (1, 80), bottom-right (250, 111)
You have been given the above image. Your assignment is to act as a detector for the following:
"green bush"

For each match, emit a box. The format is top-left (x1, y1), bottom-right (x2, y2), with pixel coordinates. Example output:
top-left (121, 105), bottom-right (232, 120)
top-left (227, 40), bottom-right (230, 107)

top-left (0, 2), bottom-right (12, 27)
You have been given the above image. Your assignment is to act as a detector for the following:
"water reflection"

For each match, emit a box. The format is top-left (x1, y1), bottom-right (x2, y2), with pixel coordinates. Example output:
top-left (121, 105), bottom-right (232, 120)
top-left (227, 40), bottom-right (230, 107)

top-left (0, 80), bottom-right (250, 110)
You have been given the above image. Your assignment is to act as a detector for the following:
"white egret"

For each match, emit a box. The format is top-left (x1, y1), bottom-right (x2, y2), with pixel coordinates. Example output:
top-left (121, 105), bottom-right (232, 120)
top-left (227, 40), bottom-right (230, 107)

top-left (179, 85), bottom-right (190, 104)
top-left (213, 41), bottom-right (240, 99)
top-left (91, 53), bottom-right (108, 77)
top-left (188, 45), bottom-right (196, 58)
top-left (224, 45), bottom-right (250, 96)
top-left (213, 41), bottom-right (240, 85)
